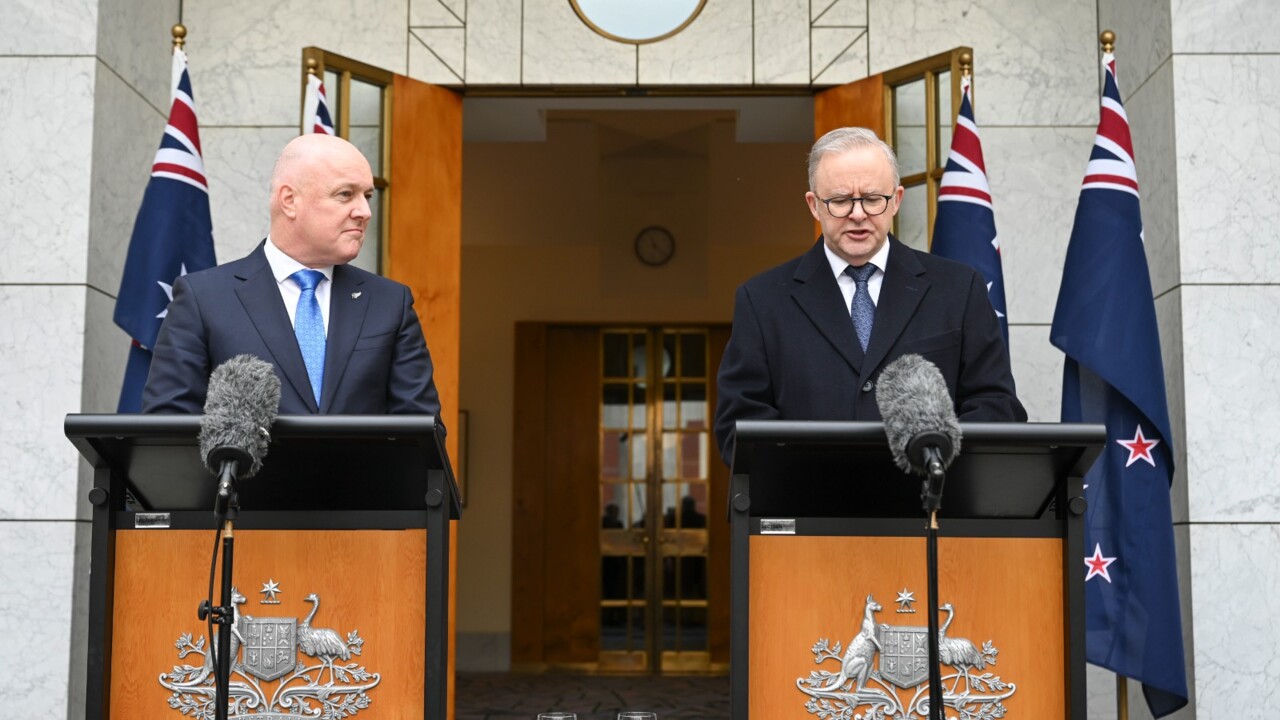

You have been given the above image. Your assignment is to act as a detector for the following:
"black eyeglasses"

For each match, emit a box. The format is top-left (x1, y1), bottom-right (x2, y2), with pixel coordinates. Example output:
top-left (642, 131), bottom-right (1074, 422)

top-left (818, 194), bottom-right (894, 218)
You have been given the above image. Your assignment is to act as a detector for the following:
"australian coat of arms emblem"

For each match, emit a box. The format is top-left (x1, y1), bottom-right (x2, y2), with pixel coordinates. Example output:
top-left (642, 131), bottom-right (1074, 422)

top-left (797, 593), bottom-right (1015, 719)
top-left (158, 584), bottom-right (381, 719)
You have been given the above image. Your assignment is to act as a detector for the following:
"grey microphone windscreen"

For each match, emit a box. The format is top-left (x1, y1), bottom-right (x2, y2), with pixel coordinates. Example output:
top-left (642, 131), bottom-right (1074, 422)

top-left (875, 354), bottom-right (962, 476)
top-left (199, 354), bottom-right (282, 478)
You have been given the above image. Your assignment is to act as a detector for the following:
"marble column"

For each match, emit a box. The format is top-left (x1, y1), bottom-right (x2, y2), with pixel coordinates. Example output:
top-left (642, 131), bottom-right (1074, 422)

top-left (0, 1), bottom-right (99, 717)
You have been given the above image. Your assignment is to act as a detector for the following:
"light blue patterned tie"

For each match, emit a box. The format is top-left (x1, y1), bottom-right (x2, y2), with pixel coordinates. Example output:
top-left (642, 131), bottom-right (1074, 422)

top-left (847, 264), bottom-right (877, 351)
top-left (290, 269), bottom-right (326, 406)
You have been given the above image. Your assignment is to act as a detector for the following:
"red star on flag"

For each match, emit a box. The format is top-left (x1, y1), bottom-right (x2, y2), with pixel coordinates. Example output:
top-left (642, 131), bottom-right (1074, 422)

top-left (1116, 424), bottom-right (1160, 467)
top-left (1085, 543), bottom-right (1117, 583)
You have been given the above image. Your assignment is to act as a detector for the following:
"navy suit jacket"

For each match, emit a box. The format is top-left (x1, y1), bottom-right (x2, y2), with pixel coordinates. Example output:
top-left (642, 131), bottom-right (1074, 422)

top-left (714, 237), bottom-right (1026, 465)
top-left (142, 243), bottom-right (442, 416)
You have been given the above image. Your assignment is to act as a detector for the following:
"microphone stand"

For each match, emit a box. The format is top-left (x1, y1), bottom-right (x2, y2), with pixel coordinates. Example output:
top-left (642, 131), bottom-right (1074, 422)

top-left (199, 449), bottom-right (249, 720)
top-left (919, 445), bottom-right (948, 720)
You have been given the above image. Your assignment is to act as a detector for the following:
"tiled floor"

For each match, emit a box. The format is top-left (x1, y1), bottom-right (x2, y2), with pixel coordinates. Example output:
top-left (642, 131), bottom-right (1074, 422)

top-left (456, 673), bottom-right (730, 720)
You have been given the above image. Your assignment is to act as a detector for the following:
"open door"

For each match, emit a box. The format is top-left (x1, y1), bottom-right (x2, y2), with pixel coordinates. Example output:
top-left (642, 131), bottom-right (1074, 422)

top-left (814, 49), bottom-right (970, 249)
top-left (512, 324), bottom-right (732, 675)
top-left (389, 74), bottom-right (463, 720)
top-left (815, 72), bottom-right (886, 139)
top-left (298, 48), bottom-right (463, 719)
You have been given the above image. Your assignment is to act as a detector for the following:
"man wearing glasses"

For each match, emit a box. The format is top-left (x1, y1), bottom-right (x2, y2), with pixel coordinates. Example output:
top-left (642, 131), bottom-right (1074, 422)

top-left (713, 127), bottom-right (1025, 465)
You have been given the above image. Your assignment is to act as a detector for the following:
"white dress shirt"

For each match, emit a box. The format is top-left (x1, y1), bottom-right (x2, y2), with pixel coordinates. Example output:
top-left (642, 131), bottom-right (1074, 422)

top-left (263, 236), bottom-right (334, 333)
top-left (824, 238), bottom-right (892, 310)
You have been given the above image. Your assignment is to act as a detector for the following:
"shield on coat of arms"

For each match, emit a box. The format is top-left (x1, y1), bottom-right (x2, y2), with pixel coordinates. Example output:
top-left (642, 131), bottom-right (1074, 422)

top-left (240, 616), bottom-right (297, 681)
top-left (877, 623), bottom-right (929, 689)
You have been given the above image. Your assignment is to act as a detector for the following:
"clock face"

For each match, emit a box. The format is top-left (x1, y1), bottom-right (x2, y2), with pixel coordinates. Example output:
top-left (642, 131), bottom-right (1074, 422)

top-left (635, 226), bottom-right (675, 266)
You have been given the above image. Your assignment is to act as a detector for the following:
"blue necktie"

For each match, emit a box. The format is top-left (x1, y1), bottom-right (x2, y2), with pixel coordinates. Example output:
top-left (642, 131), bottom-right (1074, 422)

top-left (290, 269), bottom-right (326, 406)
top-left (846, 264), bottom-right (877, 351)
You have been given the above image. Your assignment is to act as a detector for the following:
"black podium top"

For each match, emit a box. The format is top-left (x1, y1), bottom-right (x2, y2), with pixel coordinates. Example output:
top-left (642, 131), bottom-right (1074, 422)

top-left (730, 421), bottom-right (1104, 520)
top-left (65, 414), bottom-right (460, 517)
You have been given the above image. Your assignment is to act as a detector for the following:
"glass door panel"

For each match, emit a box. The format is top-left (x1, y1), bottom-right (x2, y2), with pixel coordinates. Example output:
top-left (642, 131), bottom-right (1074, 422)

top-left (600, 327), bottom-right (711, 673)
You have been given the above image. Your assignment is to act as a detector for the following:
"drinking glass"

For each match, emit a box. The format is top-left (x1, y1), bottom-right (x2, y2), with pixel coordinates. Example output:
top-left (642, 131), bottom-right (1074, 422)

top-left (618, 713), bottom-right (658, 720)
top-left (536, 714), bottom-right (577, 720)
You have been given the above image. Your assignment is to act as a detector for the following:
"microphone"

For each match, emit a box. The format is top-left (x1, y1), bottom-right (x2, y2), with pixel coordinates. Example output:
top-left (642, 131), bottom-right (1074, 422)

top-left (875, 354), bottom-right (961, 513)
top-left (199, 355), bottom-right (281, 515)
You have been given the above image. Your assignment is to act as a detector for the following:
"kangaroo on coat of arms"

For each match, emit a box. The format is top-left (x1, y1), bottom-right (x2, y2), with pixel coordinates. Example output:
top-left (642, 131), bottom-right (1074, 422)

top-left (159, 585), bottom-right (380, 719)
top-left (797, 592), bottom-right (1013, 720)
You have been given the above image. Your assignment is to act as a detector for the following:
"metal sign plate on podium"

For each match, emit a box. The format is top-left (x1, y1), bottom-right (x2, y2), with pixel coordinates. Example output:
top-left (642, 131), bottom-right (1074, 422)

top-left (66, 414), bottom-right (461, 720)
top-left (727, 421), bottom-right (1103, 720)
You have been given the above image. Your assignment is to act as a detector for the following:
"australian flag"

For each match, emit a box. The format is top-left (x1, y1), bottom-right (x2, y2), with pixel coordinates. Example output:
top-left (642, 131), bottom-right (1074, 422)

top-left (303, 72), bottom-right (336, 135)
top-left (1050, 51), bottom-right (1188, 717)
top-left (113, 46), bottom-right (216, 412)
top-left (932, 72), bottom-right (1008, 343)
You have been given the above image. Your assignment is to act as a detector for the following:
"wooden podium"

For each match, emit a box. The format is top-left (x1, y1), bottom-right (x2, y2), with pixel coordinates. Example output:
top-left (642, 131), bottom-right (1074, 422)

top-left (65, 414), bottom-right (460, 720)
top-left (728, 421), bottom-right (1104, 720)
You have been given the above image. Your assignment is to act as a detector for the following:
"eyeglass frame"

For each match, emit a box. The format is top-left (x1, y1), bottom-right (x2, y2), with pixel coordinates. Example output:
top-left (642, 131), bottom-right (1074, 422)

top-left (816, 193), bottom-right (896, 218)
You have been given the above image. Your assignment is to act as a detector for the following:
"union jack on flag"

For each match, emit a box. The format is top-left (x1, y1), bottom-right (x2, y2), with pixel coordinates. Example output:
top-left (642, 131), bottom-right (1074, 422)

top-left (1051, 50), bottom-right (1188, 717)
top-left (113, 45), bottom-right (216, 412)
top-left (931, 72), bottom-right (1008, 342)
top-left (303, 73), bottom-right (336, 135)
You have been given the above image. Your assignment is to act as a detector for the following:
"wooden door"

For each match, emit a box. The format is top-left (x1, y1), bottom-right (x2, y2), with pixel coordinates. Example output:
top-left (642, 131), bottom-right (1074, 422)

top-left (388, 73), bottom-right (461, 718)
top-left (511, 324), bottom-right (603, 666)
top-left (512, 324), bottom-right (731, 673)
top-left (815, 72), bottom-right (886, 139)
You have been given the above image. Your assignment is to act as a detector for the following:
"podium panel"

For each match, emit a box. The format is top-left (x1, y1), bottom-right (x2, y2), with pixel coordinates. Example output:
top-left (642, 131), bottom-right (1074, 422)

top-left (748, 535), bottom-right (1064, 719)
top-left (66, 414), bottom-right (460, 720)
top-left (108, 529), bottom-right (427, 719)
top-left (727, 421), bottom-right (1105, 720)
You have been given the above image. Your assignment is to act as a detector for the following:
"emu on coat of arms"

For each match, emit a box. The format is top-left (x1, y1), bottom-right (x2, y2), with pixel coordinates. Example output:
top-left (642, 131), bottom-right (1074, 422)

top-left (797, 593), bottom-right (1015, 719)
top-left (158, 586), bottom-right (381, 719)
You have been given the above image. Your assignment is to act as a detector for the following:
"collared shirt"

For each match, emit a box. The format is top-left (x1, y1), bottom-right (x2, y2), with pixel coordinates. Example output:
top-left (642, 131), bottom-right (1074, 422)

top-left (264, 236), bottom-right (334, 333)
top-left (825, 238), bottom-right (891, 310)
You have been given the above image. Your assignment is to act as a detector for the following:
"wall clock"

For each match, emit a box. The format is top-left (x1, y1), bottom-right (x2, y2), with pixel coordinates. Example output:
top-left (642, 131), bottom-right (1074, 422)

top-left (634, 226), bottom-right (675, 267)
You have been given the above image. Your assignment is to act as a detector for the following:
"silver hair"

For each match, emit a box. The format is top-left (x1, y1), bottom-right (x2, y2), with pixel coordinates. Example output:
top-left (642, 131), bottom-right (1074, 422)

top-left (807, 127), bottom-right (900, 192)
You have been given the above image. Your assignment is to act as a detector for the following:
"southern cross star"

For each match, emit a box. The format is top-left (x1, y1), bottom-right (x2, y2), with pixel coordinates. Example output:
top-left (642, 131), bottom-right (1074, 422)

top-left (1117, 425), bottom-right (1160, 468)
top-left (155, 263), bottom-right (189, 319)
top-left (1084, 544), bottom-right (1117, 583)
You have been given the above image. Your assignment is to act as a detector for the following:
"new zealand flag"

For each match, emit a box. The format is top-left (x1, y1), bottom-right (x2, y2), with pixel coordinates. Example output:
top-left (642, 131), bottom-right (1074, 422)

top-left (932, 72), bottom-right (1008, 343)
top-left (113, 47), bottom-right (216, 412)
top-left (303, 72), bottom-right (336, 135)
top-left (1050, 51), bottom-right (1188, 717)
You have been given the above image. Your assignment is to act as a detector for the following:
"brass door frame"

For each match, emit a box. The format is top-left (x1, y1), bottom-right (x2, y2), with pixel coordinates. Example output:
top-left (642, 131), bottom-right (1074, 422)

top-left (599, 326), bottom-right (714, 674)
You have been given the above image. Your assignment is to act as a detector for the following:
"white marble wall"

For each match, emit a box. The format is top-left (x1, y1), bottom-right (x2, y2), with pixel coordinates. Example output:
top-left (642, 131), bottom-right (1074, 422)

top-left (755, 0), bottom-right (807, 84)
top-left (1, 57), bottom-right (95, 285)
top-left (1174, 55), bottom-right (1280, 286)
top-left (3, 0), bottom-right (97, 55)
top-left (1185, 524), bottom-right (1280, 715)
top-left (201, 127), bottom-right (296, 260)
top-left (523, 0), bottom-right (635, 85)
top-left (459, 0), bottom-right (520, 84)
top-left (870, 0), bottom-right (1096, 126)
top-left (0, 523), bottom-right (80, 714)
top-left (0, 1), bottom-right (102, 715)
top-left (638, 0), bottom-right (753, 85)
top-left (1174, 10), bottom-right (1280, 719)
top-left (1182, 286), bottom-right (1280, 522)
top-left (185, 0), bottom-right (408, 127)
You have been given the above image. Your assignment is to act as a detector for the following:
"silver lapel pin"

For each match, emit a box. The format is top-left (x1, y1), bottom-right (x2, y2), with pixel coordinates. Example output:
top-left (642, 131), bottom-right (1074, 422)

top-left (351, 291), bottom-right (362, 300)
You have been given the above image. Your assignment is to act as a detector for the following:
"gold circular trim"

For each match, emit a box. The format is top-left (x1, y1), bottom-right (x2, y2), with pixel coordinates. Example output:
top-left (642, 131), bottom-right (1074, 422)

top-left (569, 0), bottom-right (708, 45)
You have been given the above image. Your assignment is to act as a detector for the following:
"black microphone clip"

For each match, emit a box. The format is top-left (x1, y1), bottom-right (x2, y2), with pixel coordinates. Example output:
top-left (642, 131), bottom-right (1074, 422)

top-left (207, 444), bottom-right (252, 519)
top-left (907, 430), bottom-right (953, 514)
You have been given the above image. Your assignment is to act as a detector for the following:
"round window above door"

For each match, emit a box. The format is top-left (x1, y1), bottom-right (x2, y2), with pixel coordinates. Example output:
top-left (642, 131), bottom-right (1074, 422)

top-left (571, 0), bottom-right (707, 44)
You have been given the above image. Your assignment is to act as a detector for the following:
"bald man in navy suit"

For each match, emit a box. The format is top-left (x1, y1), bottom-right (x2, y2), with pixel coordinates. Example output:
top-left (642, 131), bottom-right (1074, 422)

top-left (714, 127), bottom-right (1024, 465)
top-left (143, 134), bottom-right (441, 416)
